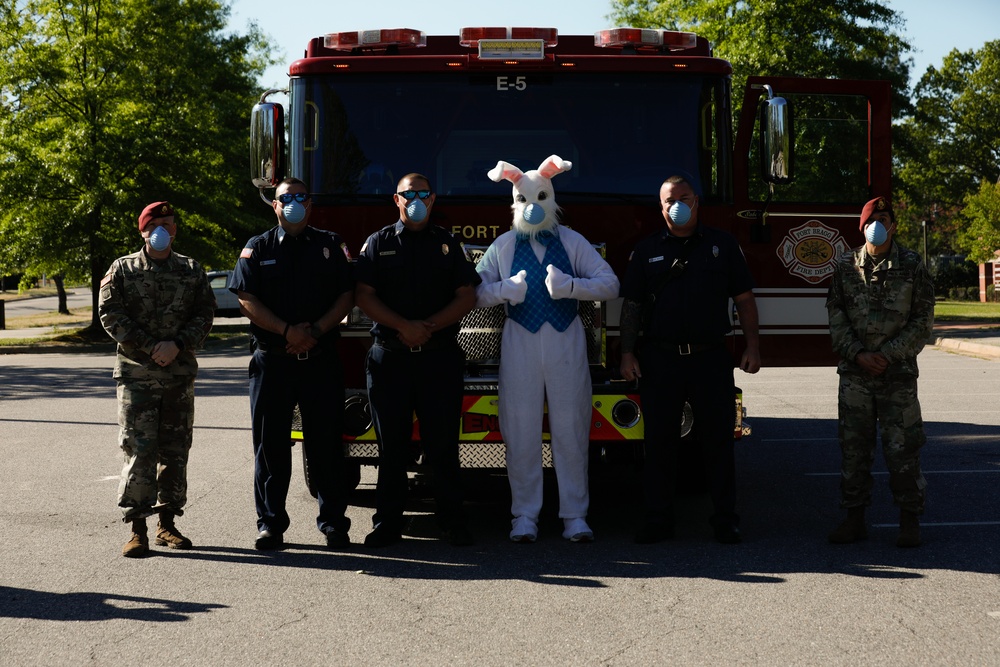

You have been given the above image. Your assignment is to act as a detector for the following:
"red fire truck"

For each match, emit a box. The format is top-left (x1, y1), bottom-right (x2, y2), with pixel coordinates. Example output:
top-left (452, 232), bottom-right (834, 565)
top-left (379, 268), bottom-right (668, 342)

top-left (249, 27), bottom-right (891, 478)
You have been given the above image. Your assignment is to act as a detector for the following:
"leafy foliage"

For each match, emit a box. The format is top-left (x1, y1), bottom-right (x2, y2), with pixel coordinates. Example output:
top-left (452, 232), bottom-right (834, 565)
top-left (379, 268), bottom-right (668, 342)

top-left (929, 255), bottom-right (979, 297)
top-left (606, 0), bottom-right (913, 119)
top-left (0, 0), bottom-right (277, 327)
top-left (956, 181), bottom-right (1000, 264)
top-left (895, 41), bottom-right (1000, 257)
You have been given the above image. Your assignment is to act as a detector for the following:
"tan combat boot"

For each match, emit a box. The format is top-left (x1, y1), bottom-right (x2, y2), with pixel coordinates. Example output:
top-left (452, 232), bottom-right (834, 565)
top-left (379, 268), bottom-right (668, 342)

top-left (896, 510), bottom-right (921, 548)
top-left (828, 506), bottom-right (867, 544)
top-left (155, 512), bottom-right (193, 549)
top-left (123, 518), bottom-right (149, 558)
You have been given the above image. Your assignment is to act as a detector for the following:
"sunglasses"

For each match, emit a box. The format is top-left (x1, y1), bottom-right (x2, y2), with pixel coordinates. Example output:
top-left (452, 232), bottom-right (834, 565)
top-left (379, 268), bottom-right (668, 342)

top-left (396, 190), bottom-right (432, 201)
top-left (277, 192), bottom-right (310, 204)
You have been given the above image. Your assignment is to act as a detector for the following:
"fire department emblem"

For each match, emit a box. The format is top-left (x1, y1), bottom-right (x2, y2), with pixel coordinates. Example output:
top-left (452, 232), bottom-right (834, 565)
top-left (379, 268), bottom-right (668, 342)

top-left (777, 220), bottom-right (849, 283)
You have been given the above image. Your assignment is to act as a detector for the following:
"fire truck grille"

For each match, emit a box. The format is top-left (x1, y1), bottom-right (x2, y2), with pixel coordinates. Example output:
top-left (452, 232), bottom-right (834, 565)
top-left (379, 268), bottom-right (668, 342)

top-left (456, 305), bottom-right (505, 360)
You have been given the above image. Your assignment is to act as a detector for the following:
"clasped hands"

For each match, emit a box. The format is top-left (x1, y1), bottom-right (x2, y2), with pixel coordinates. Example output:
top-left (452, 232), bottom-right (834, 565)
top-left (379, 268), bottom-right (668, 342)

top-left (151, 340), bottom-right (180, 367)
top-left (285, 322), bottom-right (322, 355)
top-left (855, 351), bottom-right (890, 376)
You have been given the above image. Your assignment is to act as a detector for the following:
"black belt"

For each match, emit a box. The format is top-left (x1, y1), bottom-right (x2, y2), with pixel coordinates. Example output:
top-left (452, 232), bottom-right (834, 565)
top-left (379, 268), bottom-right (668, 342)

top-left (654, 340), bottom-right (724, 355)
top-left (374, 336), bottom-right (458, 353)
top-left (256, 339), bottom-right (326, 360)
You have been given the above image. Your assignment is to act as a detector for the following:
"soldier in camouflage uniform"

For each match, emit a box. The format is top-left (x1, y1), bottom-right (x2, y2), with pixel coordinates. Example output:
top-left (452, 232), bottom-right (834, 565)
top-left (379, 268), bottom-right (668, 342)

top-left (826, 196), bottom-right (934, 548)
top-left (99, 201), bottom-right (215, 557)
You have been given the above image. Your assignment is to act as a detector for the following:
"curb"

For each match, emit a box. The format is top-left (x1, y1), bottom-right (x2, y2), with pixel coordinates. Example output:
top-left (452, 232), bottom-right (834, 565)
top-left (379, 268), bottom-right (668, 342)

top-left (932, 337), bottom-right (1000, 360)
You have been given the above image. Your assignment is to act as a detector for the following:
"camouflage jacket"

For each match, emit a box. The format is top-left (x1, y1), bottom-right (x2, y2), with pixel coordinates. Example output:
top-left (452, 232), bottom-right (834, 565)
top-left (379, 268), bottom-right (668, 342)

top-left (99, 247), bottom-right (215, 380)
top-left (826, 242), bottom-right (935, 377)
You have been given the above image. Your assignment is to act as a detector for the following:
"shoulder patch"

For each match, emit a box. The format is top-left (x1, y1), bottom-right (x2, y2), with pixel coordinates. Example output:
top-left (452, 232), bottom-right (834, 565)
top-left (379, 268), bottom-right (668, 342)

top-left (341, 243), bottom-right (352, 261)
top-left (240, 247), bottom-right (253, 259)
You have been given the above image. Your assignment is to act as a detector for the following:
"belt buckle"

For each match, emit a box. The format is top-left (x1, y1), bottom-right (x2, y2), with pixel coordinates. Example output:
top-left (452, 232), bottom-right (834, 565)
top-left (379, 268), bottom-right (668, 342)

top-left (409, 345), bottom-right (421, 352)
top-left (297, 351), bottom-right (310, 361)
top-left (678, 343), bottom-right (692, 356)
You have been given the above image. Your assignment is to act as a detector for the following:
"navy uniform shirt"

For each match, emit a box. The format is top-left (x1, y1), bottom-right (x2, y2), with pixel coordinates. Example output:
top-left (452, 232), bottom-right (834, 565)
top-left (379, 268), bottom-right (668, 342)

top-left (620, 225), bottom-right (754, 344)
top-left (354, 221), bottom-right (481, 341)
top-left (228, 225), bottom-right (353, 348)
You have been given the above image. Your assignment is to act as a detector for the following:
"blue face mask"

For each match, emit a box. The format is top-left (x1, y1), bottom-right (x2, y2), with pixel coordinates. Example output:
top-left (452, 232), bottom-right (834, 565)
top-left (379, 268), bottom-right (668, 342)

top-left (865, 220), bottom-right (888, 246)
top-left (282, 200), bottom-right (306, 224)
top-left (149, 226), bottom-right (172, 251)
top-left (522, 203), bottom-right (546, 225)
top-left (668, 201), bottom-right (692, 226)
top-left (405, 197), bottom-right (427, 223)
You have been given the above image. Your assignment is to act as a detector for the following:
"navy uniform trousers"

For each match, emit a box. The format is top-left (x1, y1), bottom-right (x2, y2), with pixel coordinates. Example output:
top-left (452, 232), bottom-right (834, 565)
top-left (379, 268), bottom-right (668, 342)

top-left (638, 345), bottom-right (738, 529)
top-left (249, 348), bottom-right (350, 536)
top-left (365, 343), bottom-right (466, 532)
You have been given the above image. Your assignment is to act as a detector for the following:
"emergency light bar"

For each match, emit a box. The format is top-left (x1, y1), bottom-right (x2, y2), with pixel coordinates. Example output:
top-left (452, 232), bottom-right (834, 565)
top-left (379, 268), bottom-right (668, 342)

top-left (594, 28), bottom-right (698, 51)
top-left (459, 27), bottom-right (558, 48)
top-left (323, 28), bottom-right (426, 51)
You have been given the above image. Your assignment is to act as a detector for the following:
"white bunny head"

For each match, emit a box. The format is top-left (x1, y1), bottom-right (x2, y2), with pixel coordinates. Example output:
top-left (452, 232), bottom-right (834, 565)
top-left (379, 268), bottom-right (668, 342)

top-left (488, 154), bottom-right (572, 240)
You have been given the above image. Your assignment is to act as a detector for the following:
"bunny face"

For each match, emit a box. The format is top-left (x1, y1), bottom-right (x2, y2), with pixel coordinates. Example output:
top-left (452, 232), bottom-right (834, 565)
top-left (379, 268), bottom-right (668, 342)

top-left (488, 155), bottom-right (572, 240)
top-left (511, 174), bottom-right (560, 235)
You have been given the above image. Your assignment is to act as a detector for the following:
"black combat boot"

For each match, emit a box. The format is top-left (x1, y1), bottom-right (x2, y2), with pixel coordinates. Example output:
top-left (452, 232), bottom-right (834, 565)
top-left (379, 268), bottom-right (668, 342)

top-left (123, 518), bottom-right (149, 558)
top-left (155, 512), bottom-right (193, 549)
top-left (896, 510), bottom-right (921, 548)
top-left (828, 506), bottom-right (867, 544)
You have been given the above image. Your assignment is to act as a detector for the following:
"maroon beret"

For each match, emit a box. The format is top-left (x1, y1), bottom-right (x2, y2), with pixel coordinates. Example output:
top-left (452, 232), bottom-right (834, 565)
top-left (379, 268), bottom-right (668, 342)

top-left (859, 196), bottom-right (893, 232)
top-left (138, 201), bottom-right (175, 231)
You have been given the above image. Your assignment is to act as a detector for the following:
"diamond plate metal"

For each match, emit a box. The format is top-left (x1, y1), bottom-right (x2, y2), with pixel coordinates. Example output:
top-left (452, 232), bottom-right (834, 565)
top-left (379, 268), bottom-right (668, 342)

top-left (342, 441), bottom-right (553, 469)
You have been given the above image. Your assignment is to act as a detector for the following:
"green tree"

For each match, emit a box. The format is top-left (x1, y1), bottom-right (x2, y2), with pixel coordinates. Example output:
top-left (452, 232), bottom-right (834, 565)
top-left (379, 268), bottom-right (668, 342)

top-left (895, 41), bottom-right (1000, 257)
top-left (955, 180), bottom-right (1000, 265)
top-left (0, 0), bottom-right (276, 331)
top-left (606, 0), bottom-right (913, 119)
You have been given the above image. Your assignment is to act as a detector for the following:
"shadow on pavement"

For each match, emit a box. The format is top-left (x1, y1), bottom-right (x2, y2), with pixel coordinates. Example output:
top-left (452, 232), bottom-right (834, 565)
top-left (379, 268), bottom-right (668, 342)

top-left (0, 586), bottom-right (227, 622)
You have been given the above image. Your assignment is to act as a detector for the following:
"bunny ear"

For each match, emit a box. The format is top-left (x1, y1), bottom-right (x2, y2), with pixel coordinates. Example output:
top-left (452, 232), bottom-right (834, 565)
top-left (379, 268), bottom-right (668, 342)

top-left (488, 161), bottom-right (523, 184)
top-left (536, 155), bottom-right (573, 179)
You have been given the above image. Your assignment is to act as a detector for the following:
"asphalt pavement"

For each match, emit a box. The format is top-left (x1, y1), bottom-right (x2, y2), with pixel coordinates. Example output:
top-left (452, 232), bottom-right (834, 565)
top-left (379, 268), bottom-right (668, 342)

top-left (2, 338), bottom-right (998, 665)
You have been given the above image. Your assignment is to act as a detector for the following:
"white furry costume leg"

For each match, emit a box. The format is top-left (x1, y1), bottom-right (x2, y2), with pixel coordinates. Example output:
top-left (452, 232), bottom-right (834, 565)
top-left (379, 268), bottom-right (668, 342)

top-left (500, 318), bottom-right (592, 522)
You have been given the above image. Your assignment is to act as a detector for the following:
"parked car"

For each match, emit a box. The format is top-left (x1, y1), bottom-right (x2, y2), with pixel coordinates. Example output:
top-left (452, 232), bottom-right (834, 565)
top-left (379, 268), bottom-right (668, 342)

top-left (207, 270), bottom-right (241, 318)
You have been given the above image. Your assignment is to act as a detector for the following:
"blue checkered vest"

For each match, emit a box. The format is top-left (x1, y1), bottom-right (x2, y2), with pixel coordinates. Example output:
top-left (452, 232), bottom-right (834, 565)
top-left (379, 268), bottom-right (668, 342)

top-left (506, 233), bottom-right (578, 333)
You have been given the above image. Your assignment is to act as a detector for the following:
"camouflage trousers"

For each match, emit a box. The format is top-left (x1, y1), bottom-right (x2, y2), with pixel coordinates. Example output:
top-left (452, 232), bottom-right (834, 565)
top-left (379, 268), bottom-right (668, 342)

top-left (837, 372), bottom-right (926, 513)
top-left (116, 377), bottom-right (195, 522)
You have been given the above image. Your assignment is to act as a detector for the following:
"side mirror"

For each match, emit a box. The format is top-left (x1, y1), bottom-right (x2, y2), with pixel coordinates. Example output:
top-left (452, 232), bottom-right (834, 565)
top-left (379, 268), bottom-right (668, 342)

top-left (758, 85), bottom-right (793, 185)
top-left (250, 92), bottom-right (286, 189)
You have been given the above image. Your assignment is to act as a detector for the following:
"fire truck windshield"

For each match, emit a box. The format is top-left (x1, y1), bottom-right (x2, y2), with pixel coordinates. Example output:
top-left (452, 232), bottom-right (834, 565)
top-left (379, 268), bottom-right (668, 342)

top-left (288, 72), bottom-right (727, 201)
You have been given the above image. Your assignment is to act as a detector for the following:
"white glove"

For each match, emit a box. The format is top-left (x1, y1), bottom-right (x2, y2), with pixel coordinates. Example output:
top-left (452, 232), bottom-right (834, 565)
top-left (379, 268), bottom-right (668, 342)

top-left (545, 264), bottom-right (574, 300)
top-left (499, 270), bottom-right (528, 305)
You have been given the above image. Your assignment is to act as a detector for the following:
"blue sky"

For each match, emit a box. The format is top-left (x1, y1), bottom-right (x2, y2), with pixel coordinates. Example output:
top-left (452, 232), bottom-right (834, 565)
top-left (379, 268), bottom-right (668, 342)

top-left (229, 0), bottom-right (999, 89)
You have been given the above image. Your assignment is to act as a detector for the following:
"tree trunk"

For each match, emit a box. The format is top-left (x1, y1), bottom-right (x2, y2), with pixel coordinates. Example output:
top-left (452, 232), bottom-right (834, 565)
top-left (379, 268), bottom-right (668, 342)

top-left (87, 216), bottom-right (104, 334)
top-left (54, 274), bottom-right (69, 314)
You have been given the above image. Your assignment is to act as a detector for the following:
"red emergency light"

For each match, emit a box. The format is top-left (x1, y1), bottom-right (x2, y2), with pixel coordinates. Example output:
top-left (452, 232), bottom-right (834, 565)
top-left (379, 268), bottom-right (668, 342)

top-left (458, 27), bottom-right (558, 48)
top-left (594, 28), bottom-right (698, 51)
top-left (323, 28), bottom-right (427, 51)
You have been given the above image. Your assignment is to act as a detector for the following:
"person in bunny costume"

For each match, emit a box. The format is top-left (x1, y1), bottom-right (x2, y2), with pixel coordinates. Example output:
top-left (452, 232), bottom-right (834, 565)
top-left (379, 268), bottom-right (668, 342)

top-left (475, 155), bottom-right (620, 543)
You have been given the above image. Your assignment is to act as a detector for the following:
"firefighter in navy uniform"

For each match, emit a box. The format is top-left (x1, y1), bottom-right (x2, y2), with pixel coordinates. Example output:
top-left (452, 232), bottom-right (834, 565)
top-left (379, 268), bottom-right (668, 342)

top-left (229, 178), bottom-right (355, 551)
top-left (619, 175), bottom-right (761, 545)
top-left (355, 173), bottom-right (481, 548)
